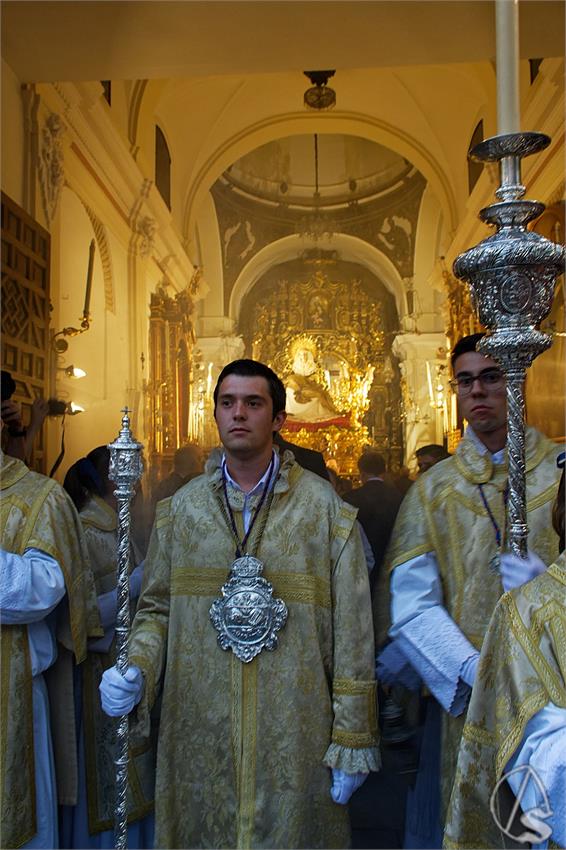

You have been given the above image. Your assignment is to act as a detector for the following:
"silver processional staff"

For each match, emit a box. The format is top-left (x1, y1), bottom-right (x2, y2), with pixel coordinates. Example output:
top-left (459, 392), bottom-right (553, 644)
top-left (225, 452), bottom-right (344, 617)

top-left (108, 408), bottom-right (144, 850)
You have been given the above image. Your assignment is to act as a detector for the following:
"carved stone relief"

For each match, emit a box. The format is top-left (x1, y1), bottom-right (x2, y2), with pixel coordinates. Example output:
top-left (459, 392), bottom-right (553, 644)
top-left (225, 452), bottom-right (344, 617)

top-left (38, 112), bottom-right (66, 226)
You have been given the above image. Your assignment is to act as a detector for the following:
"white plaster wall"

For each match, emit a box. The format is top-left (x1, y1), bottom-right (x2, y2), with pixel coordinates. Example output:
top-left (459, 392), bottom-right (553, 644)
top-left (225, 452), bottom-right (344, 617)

top-left (51, 187), bottom-right (133, 481)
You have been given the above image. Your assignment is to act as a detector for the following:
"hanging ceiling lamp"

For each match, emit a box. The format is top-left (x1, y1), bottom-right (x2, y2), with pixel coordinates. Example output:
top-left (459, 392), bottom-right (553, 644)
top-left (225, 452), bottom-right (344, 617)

top-left (296, 134), bottom-right (336, 243)
top-left (303, 70), bottom-right (336, 110)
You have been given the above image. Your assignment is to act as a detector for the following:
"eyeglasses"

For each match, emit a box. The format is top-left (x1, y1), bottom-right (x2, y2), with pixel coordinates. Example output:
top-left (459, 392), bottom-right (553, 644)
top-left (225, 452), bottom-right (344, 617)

top-left (449, 368), bottom-right (505, 396)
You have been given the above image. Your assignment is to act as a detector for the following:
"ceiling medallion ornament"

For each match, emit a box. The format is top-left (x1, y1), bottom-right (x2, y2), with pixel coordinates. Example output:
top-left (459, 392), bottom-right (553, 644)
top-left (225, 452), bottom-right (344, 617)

top-left (303, 70), bottom-right (336, 110)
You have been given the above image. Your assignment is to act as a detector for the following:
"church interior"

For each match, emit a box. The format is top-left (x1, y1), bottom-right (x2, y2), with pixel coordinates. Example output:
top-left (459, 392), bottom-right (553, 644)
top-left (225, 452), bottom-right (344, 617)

top-left (1, 0), bottom-right (564, 489)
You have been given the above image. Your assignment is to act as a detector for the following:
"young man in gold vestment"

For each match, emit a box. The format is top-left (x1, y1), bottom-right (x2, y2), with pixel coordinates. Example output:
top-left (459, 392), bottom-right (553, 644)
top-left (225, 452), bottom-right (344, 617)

top-left (376, 334), bottom-right (561, 844)
top-left (445, 452), bottom-right (566, 849)
top-left (100, 359), bottom-right (380, 849)
top-left (0, 450), bottom-right (101, 848)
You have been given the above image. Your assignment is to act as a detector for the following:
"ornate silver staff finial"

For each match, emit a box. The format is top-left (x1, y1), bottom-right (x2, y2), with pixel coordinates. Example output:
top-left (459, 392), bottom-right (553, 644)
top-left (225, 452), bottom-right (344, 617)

top-left (453, 132), bottom-right (564, 557)
top-left (108, 408), bottom-right (144, 850)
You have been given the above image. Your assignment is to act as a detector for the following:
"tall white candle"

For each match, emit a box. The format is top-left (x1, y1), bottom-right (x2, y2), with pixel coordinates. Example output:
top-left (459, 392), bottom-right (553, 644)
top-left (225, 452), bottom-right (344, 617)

top-left (496, 0), bottom-right (520, 134)
top-left (83, 239), bottom-right (95, 316)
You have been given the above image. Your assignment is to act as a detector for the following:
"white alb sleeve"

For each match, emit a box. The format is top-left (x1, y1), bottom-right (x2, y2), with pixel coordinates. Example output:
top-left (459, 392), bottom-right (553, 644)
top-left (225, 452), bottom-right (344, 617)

top-left (0, 547), bottom-right (65, 623)
top-left (388, 553), bottom-right (479, 714)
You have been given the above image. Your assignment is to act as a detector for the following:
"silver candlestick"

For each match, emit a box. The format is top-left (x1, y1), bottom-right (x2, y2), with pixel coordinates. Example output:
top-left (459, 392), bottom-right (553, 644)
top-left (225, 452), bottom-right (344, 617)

top-left (108, 409), bottom-right (144, 850)
top-left (453, 132), bottom-right (564, 557)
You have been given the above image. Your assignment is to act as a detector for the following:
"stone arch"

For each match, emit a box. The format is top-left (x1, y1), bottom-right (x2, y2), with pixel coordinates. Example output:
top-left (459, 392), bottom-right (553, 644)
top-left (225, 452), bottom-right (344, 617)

top-left (229, 233), bottom-right (406, 325)
top-left (184, 112), bottom-right (458, 247)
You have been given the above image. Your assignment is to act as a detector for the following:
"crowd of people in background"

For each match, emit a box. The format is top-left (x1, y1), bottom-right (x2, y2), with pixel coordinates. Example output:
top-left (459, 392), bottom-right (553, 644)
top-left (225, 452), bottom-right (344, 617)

top-left (1, 332), bottom-right (563, 850)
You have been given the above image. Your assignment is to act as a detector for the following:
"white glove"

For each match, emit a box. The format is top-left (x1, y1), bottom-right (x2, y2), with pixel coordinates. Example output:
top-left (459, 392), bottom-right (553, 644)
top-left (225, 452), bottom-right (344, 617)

top-left (100, 665), bottom-right (143, 716)
top-left (500, 550), bottom-right (547, 592)
top-left (330, 769), bottom-right (368, 804)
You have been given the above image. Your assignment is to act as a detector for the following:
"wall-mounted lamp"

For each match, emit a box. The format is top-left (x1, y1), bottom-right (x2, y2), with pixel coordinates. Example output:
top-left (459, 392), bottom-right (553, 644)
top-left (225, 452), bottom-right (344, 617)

top-left (68, 402), bottom-right (85, 415)
top-left (64, 365), bottom-right (87, 379)
top-left (51, 240), bottom-right (95, 353)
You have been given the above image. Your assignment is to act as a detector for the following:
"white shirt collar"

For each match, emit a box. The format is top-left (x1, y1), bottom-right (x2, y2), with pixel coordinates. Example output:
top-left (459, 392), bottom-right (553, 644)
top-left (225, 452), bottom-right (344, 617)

top-left (222, 449), bottom-right (279, 495)
top-left (466, 426), bottom-right (506, 465)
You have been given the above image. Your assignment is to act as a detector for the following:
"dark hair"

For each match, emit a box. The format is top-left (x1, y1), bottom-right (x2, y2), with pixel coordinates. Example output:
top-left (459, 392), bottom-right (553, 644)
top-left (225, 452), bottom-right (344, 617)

top-left (213, 359), bottom-right (286, 419)
top-left (553, 469), bottom-right (565, 553)
top-left (451, 333), bottom-right (486, 370)
top-left (358, 450), bottom-right (386, 476)
top-left (416, 444), bottom-right (450, 461)
top-left (63, 445), bottom-right (111, 512)
top-left (1, 370), bottom-right (16, 403)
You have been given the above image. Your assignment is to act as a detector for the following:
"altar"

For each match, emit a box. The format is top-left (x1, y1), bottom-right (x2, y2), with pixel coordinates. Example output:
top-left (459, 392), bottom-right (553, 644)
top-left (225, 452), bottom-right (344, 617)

top-left (240, 266), bottom-right (403, 476)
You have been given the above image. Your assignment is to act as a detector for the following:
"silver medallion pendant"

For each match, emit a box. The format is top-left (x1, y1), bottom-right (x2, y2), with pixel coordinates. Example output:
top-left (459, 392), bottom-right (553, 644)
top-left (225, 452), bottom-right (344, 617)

top-left (209, 554), bottom-right (288, 663)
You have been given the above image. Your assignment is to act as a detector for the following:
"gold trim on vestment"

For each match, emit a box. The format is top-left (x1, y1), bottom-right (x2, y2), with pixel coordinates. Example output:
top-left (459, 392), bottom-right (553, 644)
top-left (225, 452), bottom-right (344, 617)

top-left (506, 594), bottom-right (566, 704)
top-left (331, 729), bottom-right (377, 748)
top-left (389, 544), bottom-right (430, 573)
top-left (495, 689), bottom-right (549, 780)
top-left (171, 568), bottom-right (333, 609)
top-left (527, 480), bottom-right (559, 512)
top-left (237, 661), bottom-right (258, 850)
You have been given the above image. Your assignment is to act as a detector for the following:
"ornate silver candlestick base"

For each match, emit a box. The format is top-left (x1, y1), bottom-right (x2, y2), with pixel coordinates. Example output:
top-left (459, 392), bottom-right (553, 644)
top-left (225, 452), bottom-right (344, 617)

top-left (108, 410), bottom-right (144, 850)
top-left (453, 132), bottom-right (564, 557)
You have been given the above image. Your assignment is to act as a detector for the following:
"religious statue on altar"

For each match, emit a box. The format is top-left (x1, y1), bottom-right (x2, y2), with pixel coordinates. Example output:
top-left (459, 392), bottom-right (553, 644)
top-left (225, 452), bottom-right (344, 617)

top-left (285, 339), bottom-right (341, 422)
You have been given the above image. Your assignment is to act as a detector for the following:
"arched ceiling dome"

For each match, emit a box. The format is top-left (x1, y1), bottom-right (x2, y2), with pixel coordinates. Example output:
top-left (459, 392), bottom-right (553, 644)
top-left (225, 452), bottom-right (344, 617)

top-left (224, 134), bottom-right (415, 208)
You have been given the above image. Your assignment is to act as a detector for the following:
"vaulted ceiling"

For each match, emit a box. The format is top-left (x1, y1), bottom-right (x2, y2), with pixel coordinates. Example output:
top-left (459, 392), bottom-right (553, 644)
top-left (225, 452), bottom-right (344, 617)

top-left (2, 1), bottom-right (564, 83)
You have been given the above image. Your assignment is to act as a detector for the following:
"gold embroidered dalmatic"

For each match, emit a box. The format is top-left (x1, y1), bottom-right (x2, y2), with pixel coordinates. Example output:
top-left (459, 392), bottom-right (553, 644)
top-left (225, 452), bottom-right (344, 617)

top-left (129, 450), bottom-right (380, 849)
top-left (376, 427), bottom-right (561, 810)
top-left (0, 454), bottom-right (101, 848)
top-left (79, 496), bottom-right (155, 835)
top-left (444, 552), bottom-right (566, 849)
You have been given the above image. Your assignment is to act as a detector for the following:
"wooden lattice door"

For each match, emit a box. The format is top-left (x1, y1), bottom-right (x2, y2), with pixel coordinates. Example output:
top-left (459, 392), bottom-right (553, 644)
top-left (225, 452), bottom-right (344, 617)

top-left (1, 192), bottom-right (51, 472)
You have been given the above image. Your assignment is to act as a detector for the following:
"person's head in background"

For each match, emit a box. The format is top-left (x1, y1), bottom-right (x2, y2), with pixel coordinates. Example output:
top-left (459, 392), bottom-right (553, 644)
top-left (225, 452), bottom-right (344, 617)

top-left (173, 444), bottom-right (204, 480)
top-left (415, 444), bottom-right (450, 475)
top-left (64, 446), bottom-right (113, 512)
top-left (358, 450), bottom-right (386, 484)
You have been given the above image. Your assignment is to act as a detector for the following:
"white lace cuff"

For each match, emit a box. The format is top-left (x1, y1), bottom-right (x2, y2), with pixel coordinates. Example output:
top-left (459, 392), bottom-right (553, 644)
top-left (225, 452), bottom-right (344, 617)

top-left (323, 742), bottom-right (381, 773)
top-left (396, 606), bottom-right (477, 716)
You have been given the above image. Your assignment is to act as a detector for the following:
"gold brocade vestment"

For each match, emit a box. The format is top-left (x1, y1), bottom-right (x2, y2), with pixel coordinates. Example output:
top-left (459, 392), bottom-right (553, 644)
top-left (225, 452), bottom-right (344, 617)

top-left (444, 552), bottom-right (566, 849)
top-left (129, 450), bottom-right (380, 849)
top-left (0, 454), bottom-right (101, 848)
top-left (378, 427), bottom-right (560, 810)
top-left (78, 496), bottom-right (155, 834)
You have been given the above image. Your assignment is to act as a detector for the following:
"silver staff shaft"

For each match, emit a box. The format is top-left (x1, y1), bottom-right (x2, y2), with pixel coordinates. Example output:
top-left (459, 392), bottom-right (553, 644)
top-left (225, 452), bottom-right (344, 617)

top-left (453, 133), bottom-right (563, 560)
top-left (108, 409), bottom-right (144, 850)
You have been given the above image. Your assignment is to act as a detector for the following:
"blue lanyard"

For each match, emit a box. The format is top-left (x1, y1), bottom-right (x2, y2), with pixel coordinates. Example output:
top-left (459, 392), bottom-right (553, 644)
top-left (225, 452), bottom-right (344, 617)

top-left (478, 483), bottom-right (508, 548)
top-left (221, 456), bottom-right (275, 558)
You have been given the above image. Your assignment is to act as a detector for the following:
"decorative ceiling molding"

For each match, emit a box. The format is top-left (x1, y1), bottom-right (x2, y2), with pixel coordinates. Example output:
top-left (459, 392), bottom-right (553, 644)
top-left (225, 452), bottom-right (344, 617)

top-left (183, 110), bottom-right (458, 245)
top-left (128, 80), bottom-right (148, 152)
top-left (228, 233), bottom-right (406, 323)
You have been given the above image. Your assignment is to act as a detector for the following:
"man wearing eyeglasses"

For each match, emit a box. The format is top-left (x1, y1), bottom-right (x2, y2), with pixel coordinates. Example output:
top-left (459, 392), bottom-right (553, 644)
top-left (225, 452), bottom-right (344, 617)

top-left (376, 333), bottom-right (561, 845)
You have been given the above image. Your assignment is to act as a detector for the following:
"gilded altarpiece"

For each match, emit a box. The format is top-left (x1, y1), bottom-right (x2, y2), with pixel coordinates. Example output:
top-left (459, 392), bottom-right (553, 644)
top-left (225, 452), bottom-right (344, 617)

top-left (1, 192), bottom-right (50, 472)
top-left (240, 268), bottom-right (403, 476)
top-left (147, 283), bottom-right (195, 487)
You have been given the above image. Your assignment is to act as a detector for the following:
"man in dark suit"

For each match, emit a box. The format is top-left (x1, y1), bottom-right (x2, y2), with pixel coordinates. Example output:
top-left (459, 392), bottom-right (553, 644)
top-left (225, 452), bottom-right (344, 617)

top-left (273, 431), bottom-right (329, 481)
top-left (344, 450), bottom-right (402, 592)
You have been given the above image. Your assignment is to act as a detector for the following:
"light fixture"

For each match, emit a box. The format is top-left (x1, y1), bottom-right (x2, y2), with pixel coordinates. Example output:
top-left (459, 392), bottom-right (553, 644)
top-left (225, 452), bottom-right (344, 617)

top-left (296, 134), bottom-right (336, 243)
top-left (68, 402), bottom-right (85, 415)
top-left (64, 365), bottom-right (86, 379)
top-left (303, 70), bottom-right (336, 110)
